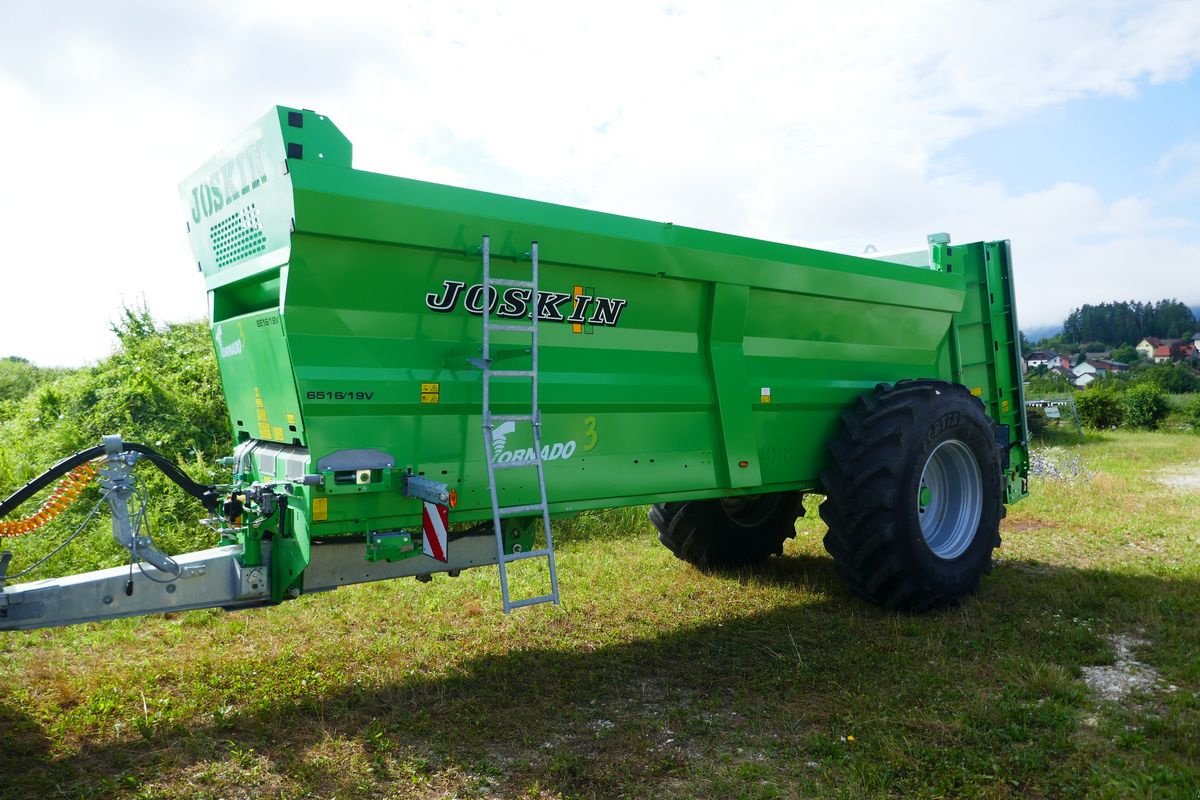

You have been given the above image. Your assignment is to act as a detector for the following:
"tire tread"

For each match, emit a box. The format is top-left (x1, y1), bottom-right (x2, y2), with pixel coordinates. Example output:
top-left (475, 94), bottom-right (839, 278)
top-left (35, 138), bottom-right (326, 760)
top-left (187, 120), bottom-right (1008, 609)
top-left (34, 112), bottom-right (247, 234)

top-left (820, 380), bottom-right (1003, 610)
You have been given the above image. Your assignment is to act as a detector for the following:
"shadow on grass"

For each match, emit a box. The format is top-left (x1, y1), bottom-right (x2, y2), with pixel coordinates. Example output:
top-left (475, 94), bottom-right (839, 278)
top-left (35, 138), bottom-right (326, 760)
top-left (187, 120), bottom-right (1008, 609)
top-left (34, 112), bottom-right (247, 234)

top-left (3, 554), bottom-right (1199, 798)
top-left (0, 702), bottom-right (50, 763)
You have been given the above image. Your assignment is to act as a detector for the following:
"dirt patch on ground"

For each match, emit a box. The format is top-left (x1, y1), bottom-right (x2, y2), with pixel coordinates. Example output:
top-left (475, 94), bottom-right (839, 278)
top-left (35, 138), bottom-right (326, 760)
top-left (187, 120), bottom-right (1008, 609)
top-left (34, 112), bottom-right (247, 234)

top-left (1081, 634), bottom-right (1163, 703)
top-left (1157, 464), bottom-right (1200, 490)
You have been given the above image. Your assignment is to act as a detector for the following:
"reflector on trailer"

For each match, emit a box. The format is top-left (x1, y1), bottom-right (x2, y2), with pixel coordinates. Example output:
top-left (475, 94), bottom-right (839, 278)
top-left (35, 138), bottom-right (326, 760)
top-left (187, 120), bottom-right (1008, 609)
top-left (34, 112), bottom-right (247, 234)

top-left (422, 501), bottom-right (448, 562)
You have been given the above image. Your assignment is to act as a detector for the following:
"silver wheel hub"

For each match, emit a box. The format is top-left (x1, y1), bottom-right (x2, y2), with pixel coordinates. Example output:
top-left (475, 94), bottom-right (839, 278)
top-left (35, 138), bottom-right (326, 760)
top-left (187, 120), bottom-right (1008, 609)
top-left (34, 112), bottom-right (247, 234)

top-left (917, 439), bottom-right (982, 560)
top-left (720, 493), bottom-right (782, 528)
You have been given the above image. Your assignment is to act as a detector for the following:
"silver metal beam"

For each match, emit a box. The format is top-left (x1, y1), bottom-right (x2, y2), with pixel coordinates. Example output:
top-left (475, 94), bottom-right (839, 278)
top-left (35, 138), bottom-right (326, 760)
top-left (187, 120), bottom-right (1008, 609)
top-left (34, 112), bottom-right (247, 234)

top-left (0, 533), bottom-right (501, 631)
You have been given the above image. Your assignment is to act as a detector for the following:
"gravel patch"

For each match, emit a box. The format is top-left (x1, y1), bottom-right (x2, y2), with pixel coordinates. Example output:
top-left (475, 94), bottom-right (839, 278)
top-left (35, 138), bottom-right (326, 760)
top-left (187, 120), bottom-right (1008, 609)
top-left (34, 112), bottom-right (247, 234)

top-left (1156, 464), bottom-right (1200, 490)
top-left (1081, 634), bottom-right (1163, 703)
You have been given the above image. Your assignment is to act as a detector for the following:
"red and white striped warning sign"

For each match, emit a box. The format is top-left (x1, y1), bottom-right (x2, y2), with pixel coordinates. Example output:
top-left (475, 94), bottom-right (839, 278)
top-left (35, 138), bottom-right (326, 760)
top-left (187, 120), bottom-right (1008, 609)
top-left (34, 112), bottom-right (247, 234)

top-left (422, 501), bottom-right (449, 562)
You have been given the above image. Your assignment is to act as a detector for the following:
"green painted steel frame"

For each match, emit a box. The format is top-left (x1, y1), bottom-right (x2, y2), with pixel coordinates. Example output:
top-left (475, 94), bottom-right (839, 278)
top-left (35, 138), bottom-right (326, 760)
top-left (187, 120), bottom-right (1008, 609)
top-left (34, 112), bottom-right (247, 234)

top-left (182, 106), bottom-right (1028, 598)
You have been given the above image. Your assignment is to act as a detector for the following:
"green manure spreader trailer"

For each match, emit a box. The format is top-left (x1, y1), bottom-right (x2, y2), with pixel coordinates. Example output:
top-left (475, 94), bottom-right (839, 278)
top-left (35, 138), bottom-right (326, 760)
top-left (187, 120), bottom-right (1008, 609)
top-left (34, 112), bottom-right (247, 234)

top-left (0, 106), bottom-right (1028, 630)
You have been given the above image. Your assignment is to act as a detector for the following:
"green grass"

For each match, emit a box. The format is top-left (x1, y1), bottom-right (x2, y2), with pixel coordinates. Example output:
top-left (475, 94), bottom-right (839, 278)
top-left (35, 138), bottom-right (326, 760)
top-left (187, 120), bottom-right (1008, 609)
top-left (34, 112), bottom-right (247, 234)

top-left (3, 431), bottom-right (1200, 799)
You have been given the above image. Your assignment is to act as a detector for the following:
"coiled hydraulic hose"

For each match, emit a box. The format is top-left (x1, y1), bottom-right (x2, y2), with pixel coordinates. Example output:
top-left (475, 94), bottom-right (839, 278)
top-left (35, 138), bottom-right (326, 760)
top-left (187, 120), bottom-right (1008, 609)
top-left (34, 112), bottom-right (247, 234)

top-left (0, 461), bottom-right (99, 537)
top-left (0, 441), bottom-right (220, 537)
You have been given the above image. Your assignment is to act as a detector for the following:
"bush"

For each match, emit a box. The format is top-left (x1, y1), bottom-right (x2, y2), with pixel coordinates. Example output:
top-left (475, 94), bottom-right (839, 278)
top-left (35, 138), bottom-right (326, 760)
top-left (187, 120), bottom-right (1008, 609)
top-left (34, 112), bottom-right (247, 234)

top-left (1075, 388), bottom-right (1122, 429)
top-left (1183, 395), bottom-right (1200, 431)
top-left (1120, 383), bottom-right (1168, 430)
top-left (0, 357), bottom-right (71, 410)
top-left (1141, 363), bottom-right (1200, 394)
top-left (1110, 344), bottom-right (1139, 364)
top-left (0, 307), bottom-right (229, 578)
top-left (1120, 362), bottom-right (1200, 394)
top-left (1025, 407), bottom-right (1049, 438)
top-left (1025, 370), bottom-right (1073, 398)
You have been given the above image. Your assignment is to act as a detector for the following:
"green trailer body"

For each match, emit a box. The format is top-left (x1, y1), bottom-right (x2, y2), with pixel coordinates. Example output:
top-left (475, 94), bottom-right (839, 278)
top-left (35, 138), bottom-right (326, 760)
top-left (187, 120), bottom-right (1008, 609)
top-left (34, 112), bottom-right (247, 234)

top-left (0, 106), bottom-right (1029, 631)
top-left (183, 106), bottom-right (1027, 603)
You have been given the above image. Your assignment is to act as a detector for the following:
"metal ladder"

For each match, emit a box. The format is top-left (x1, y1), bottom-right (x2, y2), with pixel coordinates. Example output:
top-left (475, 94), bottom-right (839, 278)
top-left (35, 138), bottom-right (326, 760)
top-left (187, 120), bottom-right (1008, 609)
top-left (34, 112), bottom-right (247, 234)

top-left (479, 235), bottom-right (560, 612)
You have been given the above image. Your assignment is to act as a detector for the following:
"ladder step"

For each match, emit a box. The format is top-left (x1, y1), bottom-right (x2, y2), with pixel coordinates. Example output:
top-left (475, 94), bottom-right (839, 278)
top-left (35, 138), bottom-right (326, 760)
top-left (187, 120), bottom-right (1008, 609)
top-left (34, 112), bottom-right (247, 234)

top-left (490, 369), bottom-right (534, 378)
top-left (503, 547), bottom-right (552, 562)
top-left (506, 594), bottom-right (558, 610)
top-left (488, 278), bottom-right (535, 289)
top-left (490, 414), bottom-right (534, 423)
top-left (486, 323), bottom-right (535, 333)
top-left (497, 503), bottom-right (546, 517)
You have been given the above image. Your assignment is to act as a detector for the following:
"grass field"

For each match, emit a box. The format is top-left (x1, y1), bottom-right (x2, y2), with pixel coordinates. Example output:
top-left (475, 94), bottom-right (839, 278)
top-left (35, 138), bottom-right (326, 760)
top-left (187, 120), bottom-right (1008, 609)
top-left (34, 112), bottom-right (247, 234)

top-left (2, 430), bottom-right (1199, 799)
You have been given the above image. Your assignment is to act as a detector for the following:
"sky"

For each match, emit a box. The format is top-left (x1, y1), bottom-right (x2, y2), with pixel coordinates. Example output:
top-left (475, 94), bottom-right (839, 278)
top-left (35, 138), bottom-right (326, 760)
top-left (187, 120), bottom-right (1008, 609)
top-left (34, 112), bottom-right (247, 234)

top-left (0, 0), bottom-right (1198, 366)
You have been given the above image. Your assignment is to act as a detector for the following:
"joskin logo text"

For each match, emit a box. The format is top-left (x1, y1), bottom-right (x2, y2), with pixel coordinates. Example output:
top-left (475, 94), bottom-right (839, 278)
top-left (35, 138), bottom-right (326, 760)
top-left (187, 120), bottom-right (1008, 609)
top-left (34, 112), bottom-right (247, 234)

top-left (425, 281), bottom-right (628, 328)
top-left (188, 138), bottom-right (270, 224)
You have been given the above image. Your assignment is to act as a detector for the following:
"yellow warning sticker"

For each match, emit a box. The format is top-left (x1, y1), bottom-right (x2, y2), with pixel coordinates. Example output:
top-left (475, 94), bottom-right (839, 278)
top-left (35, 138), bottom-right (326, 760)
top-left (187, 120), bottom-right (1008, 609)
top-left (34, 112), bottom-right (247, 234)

top-left (286, 413), bottom-right (296, 426)
top-left (970, 387), bottom-right (983, 397)
top-left (572, 285), bottom-right (585, 334)
top-left (421, 383), bottom-right (440, 393)
top-left (1001, 399), bottom-right (1010, 413)
top-left (421, 392), bottom-right (440, 404)
top-left (760, 387), bottom-right (772, 404)
top-left (312, 497), bottom-right (328, 521)
top-left (273, 426), bottom-right (284, 440)
top-left (255, 387), bottom-right (272, 437)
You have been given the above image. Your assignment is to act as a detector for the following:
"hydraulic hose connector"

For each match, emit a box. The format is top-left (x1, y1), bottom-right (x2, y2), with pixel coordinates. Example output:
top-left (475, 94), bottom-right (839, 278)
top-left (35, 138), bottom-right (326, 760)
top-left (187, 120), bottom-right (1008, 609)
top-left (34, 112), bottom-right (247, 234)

top-left (0, 461), bottom-right (99, 538)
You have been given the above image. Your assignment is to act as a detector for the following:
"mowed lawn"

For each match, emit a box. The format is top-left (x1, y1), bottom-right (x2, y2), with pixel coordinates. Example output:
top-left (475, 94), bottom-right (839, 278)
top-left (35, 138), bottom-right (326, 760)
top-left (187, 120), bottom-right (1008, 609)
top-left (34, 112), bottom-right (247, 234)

top-left (2, 430), bottom-right (1198, 799)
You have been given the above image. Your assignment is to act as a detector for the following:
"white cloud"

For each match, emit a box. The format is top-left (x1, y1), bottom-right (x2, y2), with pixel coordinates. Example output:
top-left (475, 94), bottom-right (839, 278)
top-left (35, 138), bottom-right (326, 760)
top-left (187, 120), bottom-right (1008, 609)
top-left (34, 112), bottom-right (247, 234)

top-left (1, 0), bottom-right (1198, 363)
top-left (1157, 138), bottom-right (1200, 197)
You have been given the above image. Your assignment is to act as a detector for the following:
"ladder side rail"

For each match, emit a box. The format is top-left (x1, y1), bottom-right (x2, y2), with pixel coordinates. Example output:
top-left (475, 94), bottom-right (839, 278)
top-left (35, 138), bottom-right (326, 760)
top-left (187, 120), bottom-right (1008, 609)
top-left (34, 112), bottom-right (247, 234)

top-left (535, 457), bottom-right (559, 602)
top-left (481, 234), bottom-right (493, 431)
top-left (529, 242), bottom-right (560, 603)
top-left (480, 236), bottom-right (515, 610)
top-left (531, 241), bottom-right (540, 420)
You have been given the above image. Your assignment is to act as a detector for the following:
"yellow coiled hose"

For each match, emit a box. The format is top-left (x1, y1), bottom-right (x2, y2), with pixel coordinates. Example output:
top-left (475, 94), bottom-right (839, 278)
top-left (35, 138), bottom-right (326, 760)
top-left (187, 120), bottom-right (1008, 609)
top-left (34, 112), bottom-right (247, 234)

top-left (0, 461), bottom-right (99, 537)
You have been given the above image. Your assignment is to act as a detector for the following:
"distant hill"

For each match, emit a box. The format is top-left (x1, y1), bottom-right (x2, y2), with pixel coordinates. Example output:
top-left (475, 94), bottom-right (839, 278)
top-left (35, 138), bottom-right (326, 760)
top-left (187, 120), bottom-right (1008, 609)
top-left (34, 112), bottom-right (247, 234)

top-left (1023, 324), bottom-right (1061, 345)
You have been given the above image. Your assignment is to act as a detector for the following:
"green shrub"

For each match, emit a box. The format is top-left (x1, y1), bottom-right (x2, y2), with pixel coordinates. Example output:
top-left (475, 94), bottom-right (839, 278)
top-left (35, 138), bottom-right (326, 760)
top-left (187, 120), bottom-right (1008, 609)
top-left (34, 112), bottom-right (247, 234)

top-left (1075, 388), bottom-right (1122, 429)
top-left (1025, 407), bottom-right (1049, 438)
top-left (0, 307), bottom-right (229, 578)
top-left (1183, 395), bottom-right (1200, 431)
top-left (0, 357), bottom-right (71, 409)
top-left (1120, 383), bottom-right (1168, 430)
top-left (1137, 363), bottom-right (1200, 394)
top-left (1024, 370), bottom-right (1072, 398)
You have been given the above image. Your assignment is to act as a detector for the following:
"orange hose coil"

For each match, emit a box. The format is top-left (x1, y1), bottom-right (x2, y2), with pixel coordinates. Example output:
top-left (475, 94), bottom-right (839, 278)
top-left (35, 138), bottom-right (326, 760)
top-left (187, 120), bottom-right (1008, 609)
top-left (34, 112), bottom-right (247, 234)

top-left (0, 461), bottom-right (100, 538)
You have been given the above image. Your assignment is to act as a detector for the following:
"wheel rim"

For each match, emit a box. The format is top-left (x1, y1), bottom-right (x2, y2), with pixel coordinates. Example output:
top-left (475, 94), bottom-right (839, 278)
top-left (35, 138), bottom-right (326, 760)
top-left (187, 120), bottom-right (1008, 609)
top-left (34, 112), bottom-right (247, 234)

top-left (720, 493), bottom-right (783, 528)
top-left (917, 439), bottom-right (982, 560)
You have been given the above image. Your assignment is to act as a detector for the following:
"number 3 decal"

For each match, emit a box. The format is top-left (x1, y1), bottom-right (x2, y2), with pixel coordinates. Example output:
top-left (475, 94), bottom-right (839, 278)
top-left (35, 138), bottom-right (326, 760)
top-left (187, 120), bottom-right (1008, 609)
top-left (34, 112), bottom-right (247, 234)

top-left (583, 416), bottom-right (598, 451)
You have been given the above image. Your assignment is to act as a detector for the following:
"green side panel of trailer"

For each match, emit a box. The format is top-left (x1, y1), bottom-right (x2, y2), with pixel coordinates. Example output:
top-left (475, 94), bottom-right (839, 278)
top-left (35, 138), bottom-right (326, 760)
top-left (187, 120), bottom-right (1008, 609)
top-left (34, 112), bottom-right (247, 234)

top-left (182, 106), bottom-right (1028, 586)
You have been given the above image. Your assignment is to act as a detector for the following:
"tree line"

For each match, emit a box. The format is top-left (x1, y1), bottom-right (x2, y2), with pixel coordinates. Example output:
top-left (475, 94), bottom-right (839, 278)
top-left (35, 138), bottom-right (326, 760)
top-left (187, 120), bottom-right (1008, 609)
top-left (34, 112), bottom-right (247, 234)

top-left (1060, 299), bottom-right (1195, 348)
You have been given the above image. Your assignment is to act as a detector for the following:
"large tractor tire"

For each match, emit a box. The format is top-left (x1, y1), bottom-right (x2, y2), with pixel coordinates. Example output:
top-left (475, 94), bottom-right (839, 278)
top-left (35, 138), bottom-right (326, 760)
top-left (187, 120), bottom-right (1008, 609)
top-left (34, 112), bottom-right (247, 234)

top-left (819, 380), bottom-right (1003, 611)
top-left (650, 491), bottom-right (802, 568)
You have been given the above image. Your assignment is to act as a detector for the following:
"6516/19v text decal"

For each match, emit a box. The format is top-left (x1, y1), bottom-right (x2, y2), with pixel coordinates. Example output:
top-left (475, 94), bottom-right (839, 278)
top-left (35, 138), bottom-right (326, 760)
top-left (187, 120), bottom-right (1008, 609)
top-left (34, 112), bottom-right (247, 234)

top-left (306, 391), bottom-right (375, 401)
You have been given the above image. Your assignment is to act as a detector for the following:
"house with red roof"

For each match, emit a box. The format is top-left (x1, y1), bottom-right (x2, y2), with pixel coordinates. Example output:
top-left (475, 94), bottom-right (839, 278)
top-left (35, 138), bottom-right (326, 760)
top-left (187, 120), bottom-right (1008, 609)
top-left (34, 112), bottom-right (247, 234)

top-left (1151, 342), bottom-right (1196, 363)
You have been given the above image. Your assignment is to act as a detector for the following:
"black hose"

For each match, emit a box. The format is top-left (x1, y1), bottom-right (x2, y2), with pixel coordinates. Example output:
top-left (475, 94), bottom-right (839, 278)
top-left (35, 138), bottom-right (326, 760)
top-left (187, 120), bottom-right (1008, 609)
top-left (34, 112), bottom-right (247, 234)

top-left (0, 445), bottom-right (106, 520)
top-left (121, 443), bottom-right (220, 513)
top-left (0, 441), bottom-right (219, 520)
